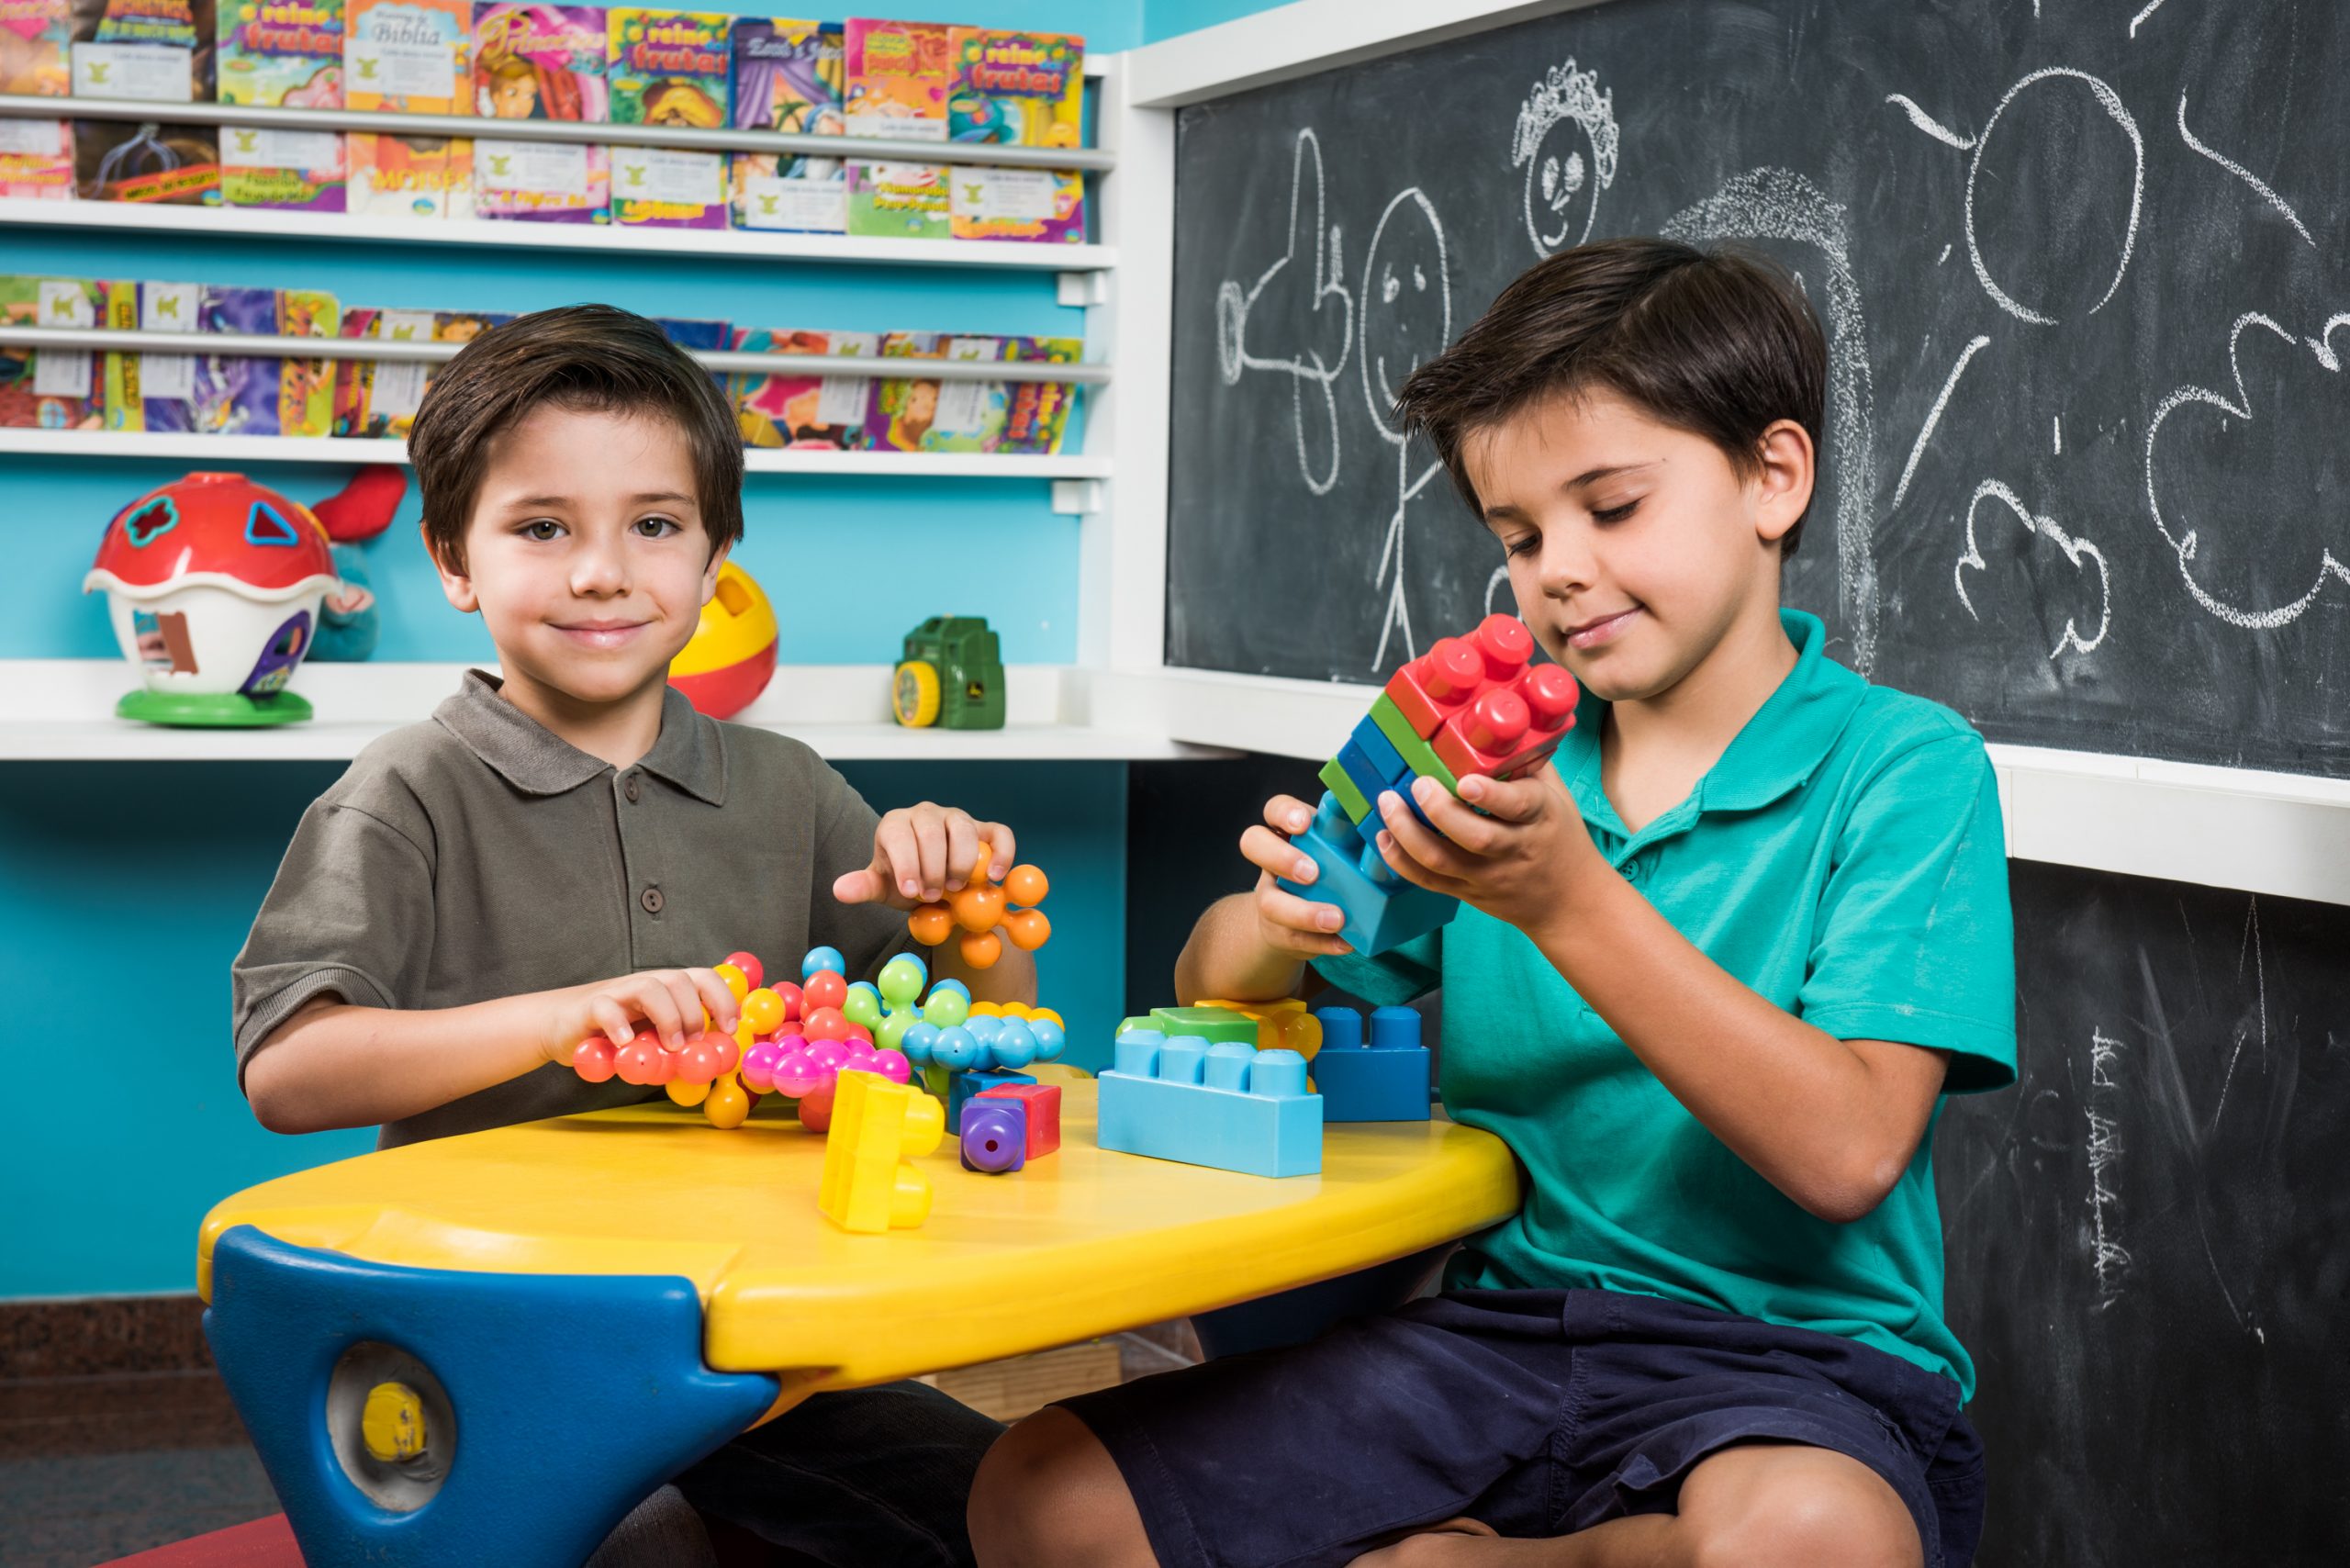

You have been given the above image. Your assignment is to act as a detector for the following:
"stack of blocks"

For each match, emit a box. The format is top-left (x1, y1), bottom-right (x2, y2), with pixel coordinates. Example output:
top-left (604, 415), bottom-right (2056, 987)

top-left (1278, 616), bottom-right (1579, 956)
top-left (959, 1082), bottom-right (1062, 1173)
top-left (818, 1069), bottom-right (948, 1234)
top-left (1310, 1005), bottom-right (1431, 1122)
top-left (1095, 1030), bottom-right (1322, 1178)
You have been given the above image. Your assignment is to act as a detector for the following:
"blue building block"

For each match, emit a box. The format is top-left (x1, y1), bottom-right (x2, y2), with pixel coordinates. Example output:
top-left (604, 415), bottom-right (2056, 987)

top-left (1095, 1032), bottom-right (1323, 1177)
top-left (1310, 1005), bottom-right (1432, 1122)
top-left (948, 1067), bottom-right (1035, 1133)
top-left (1334, 739), bottom-right (1391, 812)
top-left (1275, 791), bottom-right (1457, 957)
top-left (1350, 715), bottom-right (1410, 786)
top-left (204, 1226), bottom-right (778, 1568)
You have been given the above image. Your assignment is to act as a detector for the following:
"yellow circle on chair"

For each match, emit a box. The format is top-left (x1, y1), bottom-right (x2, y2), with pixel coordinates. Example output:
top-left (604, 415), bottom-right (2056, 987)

top-left (361, 1380), bottom-right (428, 1462)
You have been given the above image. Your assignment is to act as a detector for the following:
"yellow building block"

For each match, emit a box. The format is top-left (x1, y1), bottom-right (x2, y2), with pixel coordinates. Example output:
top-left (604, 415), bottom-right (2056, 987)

top-left (818, 1071), bottom-right (948, 1234)
top-left (1189, 997), bottom-right (1323, 1061)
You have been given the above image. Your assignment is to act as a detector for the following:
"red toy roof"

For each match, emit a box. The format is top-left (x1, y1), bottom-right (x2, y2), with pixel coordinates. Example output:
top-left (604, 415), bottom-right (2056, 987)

top-left (89, 472), bottom-right (335, 596)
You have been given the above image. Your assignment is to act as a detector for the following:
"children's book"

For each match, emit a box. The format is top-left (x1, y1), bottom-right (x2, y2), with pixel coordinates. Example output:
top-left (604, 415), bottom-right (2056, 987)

top-left (218, 0), bottom-right (346, 210)
top-left (945, 27), bottom-right (1081, 244)
top-left (1002, 334), bottom-right (1080, 454)
top-left (69, 0), bottom-right (219, 202)
top-left (0, 274), bottom-right (106, 430)
top-left (729, 326), bottom-right (874, 449)
top-left (728, 17), bottom-right (841, 233)
top-left (843, 17), bottom-right (945, 241)
top-left (864, 331), bottom-right (1022, 454)
top-left (114, 285), bottom-right (338, 435)
top-left (474, 3), bottom-right (608, 222)
top-left (345, 0), bottom-right (472, 218)
top-left (606, 7), bottom-right (729, 228)
top-left (102, 275), bottom-right (192, 428)
top-left (0, 0), bottom-right (74, 198)
top-left (330, 306), bottom-right (509, 436)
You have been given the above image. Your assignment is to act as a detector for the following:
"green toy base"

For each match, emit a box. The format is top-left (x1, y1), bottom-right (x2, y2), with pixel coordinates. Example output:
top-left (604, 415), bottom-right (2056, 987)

top-left (117, 689), bottom-right (315, 727)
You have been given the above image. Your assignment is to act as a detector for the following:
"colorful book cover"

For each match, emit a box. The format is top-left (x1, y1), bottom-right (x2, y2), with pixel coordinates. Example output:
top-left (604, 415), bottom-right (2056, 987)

top-left (345, 0), bottom-right (472, 218)
top-left (331, 306), bottom-right (508, 436)
top-left (946, 27), bottom-right (1081, 243)
top-left (140, 286), bottom-right (338, 435)
top-left (728, 17), bottom-right (841, 232)
top-left (0, 0), bottom-right (74, 197)
top-left (1002, 333), bottom-right (1079, 454)
top-left (843, 17), bottom-right (944, 241)
top-left (69, 0), bottom-right (219, 202)
top-left (0, 274), bottom-right (106, 430)
top-left (102, 276), bottom-right (196, 428)
top-left (218, 0), bottom-right (347, 210)
top-left (606, 7), bottom-right (728, 228)
top-left (474, 3), bottom-right (608, 222)
top-left (863, 331), bottom-right (1017, 454)
top-left (729, 326), bottom-right (873, 449)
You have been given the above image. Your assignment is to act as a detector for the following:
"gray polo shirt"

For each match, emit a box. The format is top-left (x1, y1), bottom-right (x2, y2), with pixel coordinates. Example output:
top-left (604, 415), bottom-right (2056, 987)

top-left (231, 671), bottom-right (909, 1148)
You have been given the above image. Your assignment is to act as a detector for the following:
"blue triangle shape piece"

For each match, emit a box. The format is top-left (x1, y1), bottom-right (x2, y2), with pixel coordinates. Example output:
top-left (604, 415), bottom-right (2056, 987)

top-left (245, 501), bottom-right (300, 547)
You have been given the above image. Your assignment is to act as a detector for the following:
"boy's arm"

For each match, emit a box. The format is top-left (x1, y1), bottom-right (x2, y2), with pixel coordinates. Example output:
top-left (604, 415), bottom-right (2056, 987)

top-left (244, 967), bottom-right (743, 1136)
top-left (1373, 737), bottom-right (2010, 1226)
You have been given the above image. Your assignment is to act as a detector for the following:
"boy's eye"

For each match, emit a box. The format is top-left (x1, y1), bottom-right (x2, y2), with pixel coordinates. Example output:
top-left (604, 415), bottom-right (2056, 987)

top-left (633, 516), bottom-right (681, 538)
top-left (520, 519), bottom-right (565, 542)
top-left (1505, 534), bottom-right (1541, 558)
top-left (1591, 499), bottom-right (1639, 525)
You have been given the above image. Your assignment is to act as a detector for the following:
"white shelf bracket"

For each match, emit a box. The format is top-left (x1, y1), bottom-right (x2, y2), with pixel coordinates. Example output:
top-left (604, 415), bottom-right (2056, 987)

top-left (1058, 270), bottom-right (1111, 307)
top-left (1052, 479), bottom-right (1107, 516)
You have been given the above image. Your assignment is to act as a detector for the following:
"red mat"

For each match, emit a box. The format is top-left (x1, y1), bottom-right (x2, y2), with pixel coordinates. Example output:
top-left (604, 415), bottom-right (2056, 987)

top-left (95, 1515), bottom-right (300, 1567)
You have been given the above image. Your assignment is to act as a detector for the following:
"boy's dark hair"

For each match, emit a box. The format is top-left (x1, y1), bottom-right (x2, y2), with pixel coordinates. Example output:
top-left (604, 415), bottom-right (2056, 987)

top-left (1393, 238), bottom-right (1826, 556)
top-left (407, 304), bottom-right (744, 570)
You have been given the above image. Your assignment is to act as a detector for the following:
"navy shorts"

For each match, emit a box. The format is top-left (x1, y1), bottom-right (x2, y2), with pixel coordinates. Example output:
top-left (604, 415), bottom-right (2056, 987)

top-left (1058, 1288), bottom-right (1985, 1568)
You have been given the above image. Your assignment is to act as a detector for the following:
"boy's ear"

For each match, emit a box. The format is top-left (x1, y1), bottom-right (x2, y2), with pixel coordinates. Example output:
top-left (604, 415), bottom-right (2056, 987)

top-left (425, 520), bottom-right (480, 614)
top-left (1751, 420), bottom-right (1816, 547)
top-left (700, 535), bottom-right (733, 604)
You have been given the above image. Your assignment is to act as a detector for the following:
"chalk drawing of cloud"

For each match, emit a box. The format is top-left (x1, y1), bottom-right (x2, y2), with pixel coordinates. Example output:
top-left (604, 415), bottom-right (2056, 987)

top-left (2143, 310), bottom-right (2350, 630)
top-left (1954, 479), bottom-right (2110, 661)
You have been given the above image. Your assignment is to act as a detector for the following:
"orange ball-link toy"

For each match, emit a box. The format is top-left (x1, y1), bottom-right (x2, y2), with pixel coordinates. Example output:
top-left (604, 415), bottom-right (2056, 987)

top-left (908, 863), bottom-right (1050, 969)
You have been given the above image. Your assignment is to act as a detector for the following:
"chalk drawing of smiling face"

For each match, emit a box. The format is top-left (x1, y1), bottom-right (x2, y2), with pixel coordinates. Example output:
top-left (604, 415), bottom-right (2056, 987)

top-left (1359, 189), bottom-right (1450, 442)
top-left (1513, 59), bottom-right (1618, 257)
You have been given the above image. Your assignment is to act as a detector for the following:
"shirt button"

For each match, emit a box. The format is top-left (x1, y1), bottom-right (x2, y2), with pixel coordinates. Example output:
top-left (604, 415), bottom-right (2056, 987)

top-left (624, 774), bottom-right (640, 803)
top-left (641, 885), bottom-right (664, 914)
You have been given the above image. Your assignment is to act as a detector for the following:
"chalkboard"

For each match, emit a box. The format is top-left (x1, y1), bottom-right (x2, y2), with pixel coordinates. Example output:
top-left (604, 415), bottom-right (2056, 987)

top-left (1167, 0), bottom-right (2350, 773)
top-left (1939, 860), bottom-right (2350, 1565)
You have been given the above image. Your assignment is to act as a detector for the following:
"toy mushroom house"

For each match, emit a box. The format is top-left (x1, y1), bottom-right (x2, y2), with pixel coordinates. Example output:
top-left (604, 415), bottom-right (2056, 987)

top-left (83, 472), bottom-right (340, 726)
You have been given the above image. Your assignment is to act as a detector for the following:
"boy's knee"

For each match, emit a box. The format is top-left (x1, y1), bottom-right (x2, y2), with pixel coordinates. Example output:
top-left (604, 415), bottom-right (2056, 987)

top-left (1684, 1450), bottom-right (1920, 1568)
top-left (968, 1407), bottom-right (1145, 1568)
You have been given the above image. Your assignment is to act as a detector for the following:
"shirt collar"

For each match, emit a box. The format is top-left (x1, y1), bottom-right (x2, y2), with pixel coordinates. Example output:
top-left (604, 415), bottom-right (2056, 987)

top-left (433, 670), bottom-right (730, 805)
top-left (1561, 609), bottom-right (1866, 825)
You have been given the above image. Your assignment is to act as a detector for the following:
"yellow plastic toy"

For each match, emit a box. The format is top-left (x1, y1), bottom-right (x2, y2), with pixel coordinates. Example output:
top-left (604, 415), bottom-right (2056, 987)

top-left (1189, 997), bottom-right (1324, 1060)
top-left (668, 562), bottom-right (778, 720)
top-left (818, 1070), bottom-right (947, 1234)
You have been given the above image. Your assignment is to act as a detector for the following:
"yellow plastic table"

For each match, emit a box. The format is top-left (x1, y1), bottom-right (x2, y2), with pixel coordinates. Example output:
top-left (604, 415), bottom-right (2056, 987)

top-left (196, 1068), bottom-right (1519, 1568)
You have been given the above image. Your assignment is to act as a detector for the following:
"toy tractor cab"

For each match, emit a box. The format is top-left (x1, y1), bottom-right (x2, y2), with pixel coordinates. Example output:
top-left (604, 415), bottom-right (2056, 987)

top-left (892, 616), bottom-right (1005, 730)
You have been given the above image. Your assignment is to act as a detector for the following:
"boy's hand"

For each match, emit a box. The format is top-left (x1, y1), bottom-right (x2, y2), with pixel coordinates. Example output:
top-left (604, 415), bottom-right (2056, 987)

top-left (543, 967), bottom-right (741, 1065)
top-left (834, 802), bottom-right (1015, 910)
top-left (1372, 767), bottom-right (1605, 939)
top-left (1240, 793), bottom-right (1356, 958)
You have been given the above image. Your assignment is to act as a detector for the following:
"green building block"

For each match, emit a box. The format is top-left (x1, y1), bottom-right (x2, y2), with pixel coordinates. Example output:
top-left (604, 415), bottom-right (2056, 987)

top-left (1369, 694), bottom-right (1461, 795)
top-left (1320, 756), bottom-right (1372, 823)
top-left (1148, 1005), bottom-right (1259, 1046)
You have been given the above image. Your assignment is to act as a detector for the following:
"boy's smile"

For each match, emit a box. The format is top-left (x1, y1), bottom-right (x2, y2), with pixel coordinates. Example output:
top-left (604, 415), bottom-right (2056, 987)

top-left (431, 403), bottom-right (725, 757)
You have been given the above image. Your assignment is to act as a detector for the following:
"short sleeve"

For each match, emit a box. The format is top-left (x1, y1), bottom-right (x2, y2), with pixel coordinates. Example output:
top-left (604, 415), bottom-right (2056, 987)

top-left (806, 768), bottom-right (923, 985)
top-left (1798, 734), bottom-right (2016, 1092)
top-left (1312, 927), bottom-right (1444, 1009)
top-left (230, 801), bottom-right (435, 1084)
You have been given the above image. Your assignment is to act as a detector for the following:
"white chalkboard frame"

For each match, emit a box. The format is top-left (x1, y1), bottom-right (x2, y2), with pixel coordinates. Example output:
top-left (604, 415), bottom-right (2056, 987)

top-left (1089, 0), bottom-right (2350, 907)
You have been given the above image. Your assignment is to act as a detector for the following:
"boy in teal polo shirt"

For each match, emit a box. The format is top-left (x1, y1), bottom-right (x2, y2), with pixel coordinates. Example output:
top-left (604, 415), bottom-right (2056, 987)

top-left (970, 241), bottom-right (2015, 1568)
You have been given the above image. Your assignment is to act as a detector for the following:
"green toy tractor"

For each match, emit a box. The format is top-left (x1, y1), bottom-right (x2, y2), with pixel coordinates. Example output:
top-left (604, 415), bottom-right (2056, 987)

top-left (893, 616), bottom-right (1006, 730)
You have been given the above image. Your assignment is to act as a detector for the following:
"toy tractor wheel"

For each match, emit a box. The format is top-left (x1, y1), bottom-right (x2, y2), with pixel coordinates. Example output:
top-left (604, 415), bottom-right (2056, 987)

top-left (893, 660), bottom-right (943, 727)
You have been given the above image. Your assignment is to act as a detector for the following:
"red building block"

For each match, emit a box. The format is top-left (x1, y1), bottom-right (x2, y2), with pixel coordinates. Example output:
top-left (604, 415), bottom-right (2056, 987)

top-left (1434, 685), bottom-right (1532, 777)
top-left (975, 1081), bottom-right (1061, 1159)
top-left (1494, 664), bottom-right (1579, 778)
top-left (1466, 614), bottom-right (1534, 682)
top-left (1384, 636), bottom-right (1484, 738)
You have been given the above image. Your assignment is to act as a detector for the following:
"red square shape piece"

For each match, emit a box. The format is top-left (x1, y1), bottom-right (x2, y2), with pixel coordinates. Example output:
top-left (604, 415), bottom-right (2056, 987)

top-left (975, 1081), bottom-right (1060, 1159)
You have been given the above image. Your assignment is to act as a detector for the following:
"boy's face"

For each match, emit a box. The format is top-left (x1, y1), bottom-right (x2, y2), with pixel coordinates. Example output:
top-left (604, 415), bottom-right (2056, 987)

top-left (1465, 390), bottom-right (1811, 703)
top-left (433, 404), bottom-right (725, 708)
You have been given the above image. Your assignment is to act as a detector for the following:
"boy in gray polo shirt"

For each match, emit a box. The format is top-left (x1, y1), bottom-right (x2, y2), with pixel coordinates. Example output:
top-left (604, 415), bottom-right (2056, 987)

top-left (231, 304), bottom-right (1025, 1567)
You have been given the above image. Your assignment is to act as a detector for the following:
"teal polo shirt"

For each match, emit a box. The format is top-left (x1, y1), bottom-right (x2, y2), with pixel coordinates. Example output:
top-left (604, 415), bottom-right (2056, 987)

top-left (1317, 610), bottom-right (2016, 1398)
